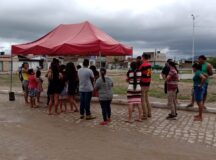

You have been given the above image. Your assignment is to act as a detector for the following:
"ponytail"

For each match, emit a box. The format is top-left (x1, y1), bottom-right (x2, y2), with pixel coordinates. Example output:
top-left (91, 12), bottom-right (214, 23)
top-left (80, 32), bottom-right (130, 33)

top-left (130, 62), bottom-right (137, 90)
top-left (102, 72), bottom-right (106, 83)
top-left (100, 68), bottom-right (106, 83)
top-left (133, 70), bottom-right (137, 90)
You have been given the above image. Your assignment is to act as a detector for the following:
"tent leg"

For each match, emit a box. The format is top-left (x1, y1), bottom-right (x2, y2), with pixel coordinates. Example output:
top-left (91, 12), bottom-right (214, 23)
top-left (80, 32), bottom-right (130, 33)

top-left (9, 54), bottom-right (15, 101)
top-left (99, 52), bottom-right (102, 68)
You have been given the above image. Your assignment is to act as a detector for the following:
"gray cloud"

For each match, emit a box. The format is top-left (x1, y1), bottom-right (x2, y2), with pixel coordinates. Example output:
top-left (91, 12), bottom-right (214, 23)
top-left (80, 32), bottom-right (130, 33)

top-left (0, 0), bottom-right (216, 58)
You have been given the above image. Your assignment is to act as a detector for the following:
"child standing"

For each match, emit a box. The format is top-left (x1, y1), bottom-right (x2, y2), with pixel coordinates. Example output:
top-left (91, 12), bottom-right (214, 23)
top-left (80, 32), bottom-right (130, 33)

top-left (95, 68), bottom-right (113, 125)
top-left (36, 69), bottom-right (43, 103)
top-left (126, 62), bottom-right (142, 123)
top-left (28, 69), bottom-right (38, 108)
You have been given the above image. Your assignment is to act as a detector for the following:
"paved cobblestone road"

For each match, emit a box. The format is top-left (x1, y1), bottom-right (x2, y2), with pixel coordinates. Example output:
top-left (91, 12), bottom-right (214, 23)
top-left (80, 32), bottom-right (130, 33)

top-left (0, 94), bottom-right (216, 160)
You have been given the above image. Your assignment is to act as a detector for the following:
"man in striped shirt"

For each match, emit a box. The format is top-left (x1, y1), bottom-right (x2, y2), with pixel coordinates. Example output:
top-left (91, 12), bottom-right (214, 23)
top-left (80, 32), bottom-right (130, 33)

top-left (139, 53), bottom-right (152, 120)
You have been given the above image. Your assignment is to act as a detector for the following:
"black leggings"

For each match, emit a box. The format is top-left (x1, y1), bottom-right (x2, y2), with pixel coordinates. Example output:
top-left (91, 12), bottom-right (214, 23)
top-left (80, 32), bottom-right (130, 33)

top-left (99, 100), bottom-right (112, 121)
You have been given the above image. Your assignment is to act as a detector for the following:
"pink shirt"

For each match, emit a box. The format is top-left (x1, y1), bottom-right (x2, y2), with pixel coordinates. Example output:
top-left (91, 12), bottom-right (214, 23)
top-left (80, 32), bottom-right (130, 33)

top-left (167, 67), bottom-right (178, 91)
top-left (28, 75), bottom-right (38, 89)
top-left (36, 78), bottom-right (43, 92)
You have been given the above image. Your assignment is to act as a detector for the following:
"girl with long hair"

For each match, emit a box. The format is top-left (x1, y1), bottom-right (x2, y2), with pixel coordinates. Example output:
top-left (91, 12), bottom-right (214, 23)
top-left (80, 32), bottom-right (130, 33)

top-left (66, 62), bottom-right (79, 112)
top-left (126, 62), bottom-right (142, 123)
top-left (95, 68), bottom-right (113, 125)
top-left (165, 61), bottom-right (179, 120)
top-left (47, 60), bottom-right (62, 115)
top-left (90, 65), bottom-right (99, 97)
top-left (59, 65), bottom-right (68, 113)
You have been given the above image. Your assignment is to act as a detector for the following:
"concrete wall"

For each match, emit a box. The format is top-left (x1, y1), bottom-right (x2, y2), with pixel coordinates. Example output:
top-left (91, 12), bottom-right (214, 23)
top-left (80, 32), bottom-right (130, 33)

top-left (0, 61), bottom-right (40, 72)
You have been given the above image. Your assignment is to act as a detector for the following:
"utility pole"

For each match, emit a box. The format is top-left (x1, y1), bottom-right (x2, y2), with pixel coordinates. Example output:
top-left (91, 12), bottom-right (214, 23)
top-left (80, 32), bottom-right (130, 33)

top-left (154, 49), bottom-right (156, 66)
top-left (191, 14), bottom-right (195, 66)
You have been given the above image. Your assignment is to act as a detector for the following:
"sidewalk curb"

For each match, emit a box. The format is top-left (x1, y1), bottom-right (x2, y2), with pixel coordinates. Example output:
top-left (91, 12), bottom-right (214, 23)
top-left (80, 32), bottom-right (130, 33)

top-left (1, 90), bottom-right (216, 114)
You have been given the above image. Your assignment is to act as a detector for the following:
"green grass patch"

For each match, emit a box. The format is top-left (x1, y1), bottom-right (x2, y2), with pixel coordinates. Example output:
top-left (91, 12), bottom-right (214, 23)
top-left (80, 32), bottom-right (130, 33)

top-left (113, 86), bottom-right (127, 95)
top-left (149, 90), bottom-right (166, 99)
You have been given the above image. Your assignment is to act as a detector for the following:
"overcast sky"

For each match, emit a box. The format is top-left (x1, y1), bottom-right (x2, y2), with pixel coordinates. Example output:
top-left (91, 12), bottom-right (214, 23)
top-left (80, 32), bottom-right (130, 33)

top-left (0, 0), bottom-right (216, 58)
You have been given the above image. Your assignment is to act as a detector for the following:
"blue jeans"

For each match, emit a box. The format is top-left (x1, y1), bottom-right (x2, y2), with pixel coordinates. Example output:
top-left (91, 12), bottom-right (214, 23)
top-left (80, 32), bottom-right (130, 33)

top-left (80, 92), bottom-right (92, 116)
top-left (99, 100), bottom-right (112, 121)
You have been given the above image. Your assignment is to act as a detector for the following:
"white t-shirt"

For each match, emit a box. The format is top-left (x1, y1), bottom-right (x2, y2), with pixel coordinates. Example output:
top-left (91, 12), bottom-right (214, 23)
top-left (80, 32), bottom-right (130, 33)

top-left (78, 67), bottom-right (94, 92)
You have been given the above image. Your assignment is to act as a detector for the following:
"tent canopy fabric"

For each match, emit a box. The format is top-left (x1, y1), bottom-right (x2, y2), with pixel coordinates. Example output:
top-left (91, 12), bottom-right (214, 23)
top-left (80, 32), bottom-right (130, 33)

top-left (12, 21), bottom-right (133, 56)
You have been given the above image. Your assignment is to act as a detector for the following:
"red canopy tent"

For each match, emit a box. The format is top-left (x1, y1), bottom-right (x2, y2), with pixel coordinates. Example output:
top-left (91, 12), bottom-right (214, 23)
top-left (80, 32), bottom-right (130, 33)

top-left (9, 21), bottom-right (132, 101)
top-left (11, 21), bottom-right (133, 56)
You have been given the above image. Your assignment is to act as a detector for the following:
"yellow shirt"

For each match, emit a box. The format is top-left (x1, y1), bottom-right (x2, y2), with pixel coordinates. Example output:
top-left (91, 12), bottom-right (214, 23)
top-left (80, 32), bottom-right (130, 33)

top-left (22, 72), bottom-right (29, 81)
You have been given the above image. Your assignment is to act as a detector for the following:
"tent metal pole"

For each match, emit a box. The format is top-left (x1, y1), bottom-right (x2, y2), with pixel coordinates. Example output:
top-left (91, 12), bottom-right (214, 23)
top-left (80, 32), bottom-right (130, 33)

top-left (10, 53), bottom-right (12, 92)
top-left (9, 53), bottom-right (15, 101)
top-left (99, 51), bottom-right (102, 68)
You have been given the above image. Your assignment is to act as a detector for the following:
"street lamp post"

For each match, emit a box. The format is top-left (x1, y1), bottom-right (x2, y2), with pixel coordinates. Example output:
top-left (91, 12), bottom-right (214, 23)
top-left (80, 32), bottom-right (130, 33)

top-left (191, 14), bottom-right (195, 67)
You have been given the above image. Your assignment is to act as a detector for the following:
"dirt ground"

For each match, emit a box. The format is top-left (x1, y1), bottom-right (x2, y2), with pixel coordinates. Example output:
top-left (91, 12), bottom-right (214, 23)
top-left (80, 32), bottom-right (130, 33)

top-left (0, 94), bottom-right (216, 160)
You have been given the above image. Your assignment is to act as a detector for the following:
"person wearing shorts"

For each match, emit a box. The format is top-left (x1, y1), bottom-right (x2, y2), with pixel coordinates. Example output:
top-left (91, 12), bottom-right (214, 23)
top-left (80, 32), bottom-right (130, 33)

top-left (28, 69), bottom-right (38, 108)
top-left (192, 63), bottom-right (207, 121)
top-left (187, 55), bottom-right (213, 108)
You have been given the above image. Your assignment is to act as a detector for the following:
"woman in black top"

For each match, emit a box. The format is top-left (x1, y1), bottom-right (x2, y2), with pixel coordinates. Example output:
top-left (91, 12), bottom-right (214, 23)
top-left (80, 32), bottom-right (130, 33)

top-left (66, 62), bottom-right (79, 112)
top-left (47, 60), bottom-right (63, 115)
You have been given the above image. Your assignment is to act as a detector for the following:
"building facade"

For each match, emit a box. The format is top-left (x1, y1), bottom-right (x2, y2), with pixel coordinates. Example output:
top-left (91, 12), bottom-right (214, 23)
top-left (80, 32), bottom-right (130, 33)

top-left (143, 51), bottom-right (167, 67)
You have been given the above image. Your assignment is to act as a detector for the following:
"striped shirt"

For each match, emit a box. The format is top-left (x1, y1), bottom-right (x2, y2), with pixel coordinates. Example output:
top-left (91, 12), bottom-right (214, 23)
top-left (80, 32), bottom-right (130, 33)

top-left (139, 60), bottom-right (152, 87)
top-left (127, 70), bottom-right (142, 104)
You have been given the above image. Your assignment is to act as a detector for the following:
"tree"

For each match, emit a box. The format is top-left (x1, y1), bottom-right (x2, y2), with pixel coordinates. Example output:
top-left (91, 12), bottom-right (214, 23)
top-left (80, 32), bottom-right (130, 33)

top-left (207, 57), bottom-right (216, 69)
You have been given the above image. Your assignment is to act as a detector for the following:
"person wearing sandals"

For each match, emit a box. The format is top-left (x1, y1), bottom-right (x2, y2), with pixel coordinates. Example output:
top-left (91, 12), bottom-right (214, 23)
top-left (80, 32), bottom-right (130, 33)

top-left (47, 60), bottom-right (63, 115)
top-left (66, 62), bottom-right (79, 112)
top-left (36, 69), bottom-right (43, 104)
top-left (59, 65), bottom-right (68, 113)
top-left (95, 68), bottom-right (113, 125)
top-left (126, 62), bottom-right (142, 123)
top-left (28, 69), bottom-right (38, 108)
top-left (165, 60), bottom-right (179, 120)
top-left (192, 63), bottom-right (207, 121)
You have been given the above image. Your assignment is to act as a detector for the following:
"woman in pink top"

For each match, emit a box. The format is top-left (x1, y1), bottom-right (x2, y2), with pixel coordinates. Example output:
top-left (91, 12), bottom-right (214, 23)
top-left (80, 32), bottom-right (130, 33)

top-left (165, 61), bottom-right (179, 120)
top-left (28, 69), bottom-right (38, 108)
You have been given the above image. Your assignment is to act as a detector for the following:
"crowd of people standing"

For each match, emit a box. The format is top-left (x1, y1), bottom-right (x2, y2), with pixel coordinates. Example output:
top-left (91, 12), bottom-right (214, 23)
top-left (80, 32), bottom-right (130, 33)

top-left (19, 58), bottom-right (114, 125)
top-left (19, 53), bottom-right (213, 125)
top-left (125, 53), bottom-right (213, 122)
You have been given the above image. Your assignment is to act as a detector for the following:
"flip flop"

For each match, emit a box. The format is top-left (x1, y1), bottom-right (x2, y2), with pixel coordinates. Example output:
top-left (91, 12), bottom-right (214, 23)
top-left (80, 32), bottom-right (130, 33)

top-left (125, 120), bottom-right (133, 124)
top-left (74, 109), bottom-right (79, 112)
top-left (135, 119), bottom-right (143, 122)
top-left (194, 117), bottom-right (202, 121)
